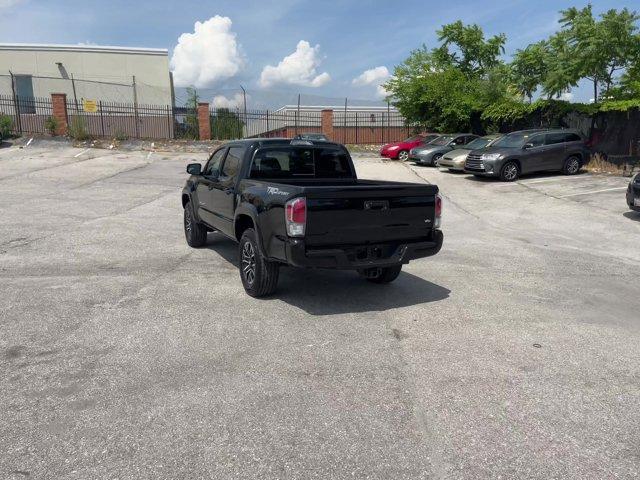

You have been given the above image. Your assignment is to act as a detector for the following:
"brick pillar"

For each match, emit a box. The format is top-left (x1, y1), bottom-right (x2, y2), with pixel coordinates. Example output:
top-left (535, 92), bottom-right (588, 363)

top-left (321, 109), bottom-right (334, 141)
top-left (51, 93), bottom-right (68, 136)
top-left (198, 102), bottom-right (211, 140)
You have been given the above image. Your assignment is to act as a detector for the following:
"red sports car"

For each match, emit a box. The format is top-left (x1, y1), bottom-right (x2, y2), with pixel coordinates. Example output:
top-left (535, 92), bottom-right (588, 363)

top-left (380, 134), bottom-right (440, 160)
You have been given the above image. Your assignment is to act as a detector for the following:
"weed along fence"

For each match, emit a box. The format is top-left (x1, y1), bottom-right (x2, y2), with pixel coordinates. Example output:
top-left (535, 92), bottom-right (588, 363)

top-left (0, 93), bottom-right (416, 143)
top-left (0, 94), bottom-right (53, 135)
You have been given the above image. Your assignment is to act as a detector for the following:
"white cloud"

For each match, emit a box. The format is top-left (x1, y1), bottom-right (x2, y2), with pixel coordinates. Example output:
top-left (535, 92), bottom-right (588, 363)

top-left (352, 66), bottom-right (390, 86)
top-left (259, 40), bottom-right (330, 88)
top-left (353, 66), bottom-right (392, 98)
top-left (560, 91), bottom-right (573, 101)
top-left (212, 92), bottom-right (247, 109)
top-left (376, 84), bottom-right (391, 99)
top-left (171, 16), bottom-right (244, 88)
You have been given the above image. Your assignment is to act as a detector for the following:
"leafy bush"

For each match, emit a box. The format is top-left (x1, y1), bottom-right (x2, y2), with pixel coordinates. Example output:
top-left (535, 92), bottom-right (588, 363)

top-left (114, 130), bottom-right (128, 141)
top-left (0, 114), bottom-right (12, 139)
top-left (44, 116), bottom-right (59, 136)
top-left (68, 117), bottom-right (90, 140)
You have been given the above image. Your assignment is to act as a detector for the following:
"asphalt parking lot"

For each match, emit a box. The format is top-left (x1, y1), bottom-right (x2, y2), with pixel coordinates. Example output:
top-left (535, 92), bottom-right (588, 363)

top-left (1, 141), bottom-right (639, 479)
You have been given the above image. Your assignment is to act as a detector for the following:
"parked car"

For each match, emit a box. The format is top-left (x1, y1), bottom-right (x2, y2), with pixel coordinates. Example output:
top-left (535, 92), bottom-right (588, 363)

top-left (627, 173), bottom-right (640, 212)
top-left (464, 129), bottom-right (590, 182)
top-left (182, 138), bottom-right (444, 297)
top-left (294, 133), bottom-right (329, 141)
top-left (410, 134), bottom-right (479, 166)
top-left (437, 134), bottom-right (502, 171)
top-left (380, 134), bottom-right (440, 160)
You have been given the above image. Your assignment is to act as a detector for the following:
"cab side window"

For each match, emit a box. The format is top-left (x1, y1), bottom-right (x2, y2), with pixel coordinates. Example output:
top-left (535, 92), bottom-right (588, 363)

top-left (529, 134), bottom-right (545, 147)
top-left (564, 133), bottom-right (581, 142)
top-left (546, 133), bottom-right (567, 145)
top-left (221, 147), bottom-right (245, 181)
top-left (204, 148), bottom-right (227, 176)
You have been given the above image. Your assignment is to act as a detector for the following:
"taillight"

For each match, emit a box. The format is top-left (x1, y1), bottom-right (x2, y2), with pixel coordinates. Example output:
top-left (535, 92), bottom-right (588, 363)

top-left (285, 197), bottom-right (306, 237)
top-left (434, 194), bottom-right (442, 229)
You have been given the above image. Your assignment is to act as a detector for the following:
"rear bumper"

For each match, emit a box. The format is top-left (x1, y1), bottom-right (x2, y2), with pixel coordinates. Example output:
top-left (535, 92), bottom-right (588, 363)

top-left (282, 230), bottom-right (444, 269)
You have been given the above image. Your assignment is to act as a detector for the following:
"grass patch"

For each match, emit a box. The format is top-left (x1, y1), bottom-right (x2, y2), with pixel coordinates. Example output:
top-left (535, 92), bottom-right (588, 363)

top-left (584, 152), bottom-right (625, 175)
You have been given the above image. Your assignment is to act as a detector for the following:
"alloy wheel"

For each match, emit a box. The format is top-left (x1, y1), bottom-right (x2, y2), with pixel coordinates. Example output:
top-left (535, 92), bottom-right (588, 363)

top-left (241, 241), bottom-right (256, 285)
top-left (504, 164), bottom-right (518, 181)
top-left (567, 158), bottom-right (580, 174)
top-left (185, 209), bottom-right (192, 239)
top-left (398, 151), bottom-right (409, 161)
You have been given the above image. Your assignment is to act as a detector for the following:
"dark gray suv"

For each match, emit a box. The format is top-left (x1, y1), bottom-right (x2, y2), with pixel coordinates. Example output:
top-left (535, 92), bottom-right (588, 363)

top-left (464, 129), bottom-right (591, 182)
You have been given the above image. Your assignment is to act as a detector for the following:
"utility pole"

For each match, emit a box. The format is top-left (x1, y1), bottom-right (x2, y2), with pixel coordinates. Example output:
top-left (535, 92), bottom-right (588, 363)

top-left (9, 70), bottom-right (21, 134)
top-left (132, 75), bottom-right (140, 138)
top-left (239, 85), bottom-right (247, 119)
top-left (71, 73), bottom-right (79, 112)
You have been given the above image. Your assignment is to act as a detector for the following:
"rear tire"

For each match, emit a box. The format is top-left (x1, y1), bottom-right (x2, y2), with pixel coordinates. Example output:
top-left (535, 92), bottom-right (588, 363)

top-left (431, 153), bottom-right (443, 166)
top-left (398, 150), bottom-right (409, 161)
top-left (563, 156), bottom-right (581, 175)
top-left (500, 161), bottom-right (520, 182)
top-left (239, 228), bottom-right (279, 297)
top-left (184, 203), bottom-right (207, 247)
top-left (360, 265), bottom-right (402, 284)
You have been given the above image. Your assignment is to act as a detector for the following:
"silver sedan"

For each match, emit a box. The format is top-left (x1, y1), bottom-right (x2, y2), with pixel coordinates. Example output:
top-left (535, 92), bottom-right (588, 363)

top-left (409, 134), bottom-right (478, 166)
top-left (437, 134), bottom-right (503, 171)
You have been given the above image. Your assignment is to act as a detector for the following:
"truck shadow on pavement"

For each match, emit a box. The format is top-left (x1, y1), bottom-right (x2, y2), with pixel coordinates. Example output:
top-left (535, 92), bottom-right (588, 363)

top-left (623, 211), bottom-right (640, 222)
top-left (206, 235), bottom-right (450, 315)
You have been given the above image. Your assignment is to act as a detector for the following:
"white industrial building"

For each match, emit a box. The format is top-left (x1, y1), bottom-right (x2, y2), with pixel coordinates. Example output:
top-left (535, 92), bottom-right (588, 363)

top-left (0, 43), bottom-right (173, 106)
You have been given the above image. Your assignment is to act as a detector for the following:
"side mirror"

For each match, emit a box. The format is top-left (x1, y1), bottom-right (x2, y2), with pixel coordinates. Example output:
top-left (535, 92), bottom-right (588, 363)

top-left (523, 143), bottom-right (534, 150)
top-left (186, 163), bottom-right (202, 175)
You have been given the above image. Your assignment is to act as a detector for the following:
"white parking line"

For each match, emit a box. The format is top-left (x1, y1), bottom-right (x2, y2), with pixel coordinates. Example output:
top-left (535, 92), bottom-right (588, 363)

top-left (146, 151), bottom-right (153, 160)
top-left (519, 175), bottom-right (594, 185)
top-left (559, 187), bottom-right (628, 198)
top-left (74, 148), bottom-right (91, 158)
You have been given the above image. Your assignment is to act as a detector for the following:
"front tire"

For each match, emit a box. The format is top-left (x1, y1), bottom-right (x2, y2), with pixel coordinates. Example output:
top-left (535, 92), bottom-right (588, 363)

top-left (239, 228), bottom-right (279, 297)
top-left (184, 203), bottom-right (207, 247)
top-left (500, 161), bottom-right (520, 182)
top-left (397, 150), bottom-right (409, 161)
top-left (431, 153), bottom-right (443, 166)
top-left (563, 156), bottom-right (581, 175)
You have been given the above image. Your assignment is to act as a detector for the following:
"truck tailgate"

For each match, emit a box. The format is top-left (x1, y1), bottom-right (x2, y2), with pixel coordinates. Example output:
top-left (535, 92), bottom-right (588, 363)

top-left (303, 183), bottom-right (439, 246)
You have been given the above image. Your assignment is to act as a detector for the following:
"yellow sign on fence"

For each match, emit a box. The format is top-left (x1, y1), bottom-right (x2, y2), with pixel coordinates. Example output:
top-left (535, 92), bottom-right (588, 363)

top-left (83, 99), bottom-right (98, 113)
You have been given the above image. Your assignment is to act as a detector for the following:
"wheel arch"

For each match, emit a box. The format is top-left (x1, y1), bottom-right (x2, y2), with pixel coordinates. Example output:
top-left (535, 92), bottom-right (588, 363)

top-left (234, 204), bottom-right (267, 257)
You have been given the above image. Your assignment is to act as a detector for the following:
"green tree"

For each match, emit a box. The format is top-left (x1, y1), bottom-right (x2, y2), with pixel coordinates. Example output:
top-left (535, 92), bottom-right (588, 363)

top-left (558, 5), bottom-right (640, 101)
top-left (183, 86), bottom-right (200, 139)
top-left (433, 20), bottom-right (506, 77)
top-left (541, 31), bottom-right (577, 99)
top-left (385, 22), bottom-right (511, 132)
top-left (510, 41), bottom-right (550, 102)
top-left (211, 108), bottom-right (244, 140)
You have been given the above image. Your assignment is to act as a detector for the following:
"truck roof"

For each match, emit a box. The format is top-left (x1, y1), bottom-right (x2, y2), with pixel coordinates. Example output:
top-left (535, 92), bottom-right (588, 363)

top-left (224, 138), bottom-right (345, 149)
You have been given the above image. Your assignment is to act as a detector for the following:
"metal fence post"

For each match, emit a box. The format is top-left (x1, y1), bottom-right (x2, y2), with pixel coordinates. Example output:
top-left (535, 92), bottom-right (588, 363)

top-left (99, 100), bottom-right (105, 137)
top-left (9, 71), bottom-right (22, 134)
top-left (355, 112), bottom-right (358, 144)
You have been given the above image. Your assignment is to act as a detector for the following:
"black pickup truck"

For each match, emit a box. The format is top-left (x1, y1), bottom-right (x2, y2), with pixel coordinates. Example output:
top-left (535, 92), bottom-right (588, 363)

top-left (181, 138), bottom-right (443, 297)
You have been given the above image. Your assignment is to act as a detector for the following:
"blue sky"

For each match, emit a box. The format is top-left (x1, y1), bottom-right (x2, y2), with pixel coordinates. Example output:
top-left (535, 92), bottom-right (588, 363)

top-left (1, 0), bottom-right (637, 107)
